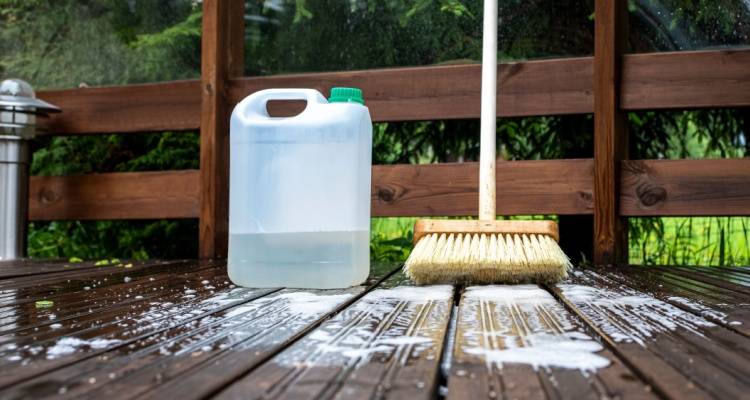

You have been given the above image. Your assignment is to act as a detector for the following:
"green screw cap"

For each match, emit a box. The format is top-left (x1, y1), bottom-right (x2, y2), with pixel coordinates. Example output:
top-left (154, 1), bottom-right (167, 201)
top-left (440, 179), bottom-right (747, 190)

top-left (328, 87), bottom-right (365, 105)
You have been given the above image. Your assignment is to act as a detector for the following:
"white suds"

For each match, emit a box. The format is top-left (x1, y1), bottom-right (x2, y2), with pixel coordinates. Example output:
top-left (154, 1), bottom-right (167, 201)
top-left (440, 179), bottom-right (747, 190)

top-left (458, 285), bottom-right (610, 371)
top-left (667, 296), bottom-right (742, 326)
top-left (45, 337), bottom-right (123, 359)
top-left (273, 285), bottom-right (453, 368)
top-left (466, 333), bottom-right (610, 370)
top-left (365, 285), bottom-right (453, 302)
top-left (559, 284), bottom-right (715, 346)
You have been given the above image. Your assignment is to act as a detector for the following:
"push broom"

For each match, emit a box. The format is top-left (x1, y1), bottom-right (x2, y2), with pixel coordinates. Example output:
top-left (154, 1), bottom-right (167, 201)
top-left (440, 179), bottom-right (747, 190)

top-left (403, 0), bottom-right (572, 285)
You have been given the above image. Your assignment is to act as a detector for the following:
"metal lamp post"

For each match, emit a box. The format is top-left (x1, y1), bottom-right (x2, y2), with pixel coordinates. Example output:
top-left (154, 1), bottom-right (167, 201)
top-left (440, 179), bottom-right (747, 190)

top-left (0, 79), bottom-right (61, 261)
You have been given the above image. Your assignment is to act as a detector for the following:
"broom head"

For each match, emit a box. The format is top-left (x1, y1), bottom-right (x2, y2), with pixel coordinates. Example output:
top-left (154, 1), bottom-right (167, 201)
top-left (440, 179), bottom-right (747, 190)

top-left (404, 219), bottom-right (571, 285)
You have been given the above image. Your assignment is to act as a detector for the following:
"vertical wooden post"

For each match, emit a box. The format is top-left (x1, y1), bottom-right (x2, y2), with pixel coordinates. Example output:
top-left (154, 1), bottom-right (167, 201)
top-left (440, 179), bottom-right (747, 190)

top-left (199, 0), bottom-right (244, 259)
top-left (594, 0), bottom-right (628, 265)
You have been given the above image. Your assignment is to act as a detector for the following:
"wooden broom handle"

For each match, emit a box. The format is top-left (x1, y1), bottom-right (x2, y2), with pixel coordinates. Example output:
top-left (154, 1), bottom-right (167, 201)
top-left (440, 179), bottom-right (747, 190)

top-left (479, 0), bottom-right (498, 221)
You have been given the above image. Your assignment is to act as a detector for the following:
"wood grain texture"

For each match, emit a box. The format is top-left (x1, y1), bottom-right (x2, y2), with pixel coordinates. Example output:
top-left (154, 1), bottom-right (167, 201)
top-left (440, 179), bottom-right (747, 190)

top-left (0, 261), bottom-right (254, 390)
top-left (552, 269), bottom-right (750, 400)
top-left (28, 170), bottom-right (199, 221)
top-left (412, 219), bottom-right (560, 243)
top-left (34, 49), bottom-right (750, 136)
top-left (372, 159), bottom-right (595, 217)
top-left (37, 80), bottom-right (200, 135)
top-left (215, 275), bottom-right (452, 400)
top-left (593, 0), bottom-right (628, 265)
top-left (198, 0), bottom-right (244, 258)
top-left (24, 160), bottom-right (592, 221)
top-left (26, 158), bottom-right (749, 221)
top-left (604, 265), bottom-right (750, 337)
top-left (622, 49), bottom-right (750, 110)
top-left (229, 57), bottom-right (593, 121)
top-left (448, 285), bottom-right (654, 400)
top-left (621, 159), bottom-right (750, 216)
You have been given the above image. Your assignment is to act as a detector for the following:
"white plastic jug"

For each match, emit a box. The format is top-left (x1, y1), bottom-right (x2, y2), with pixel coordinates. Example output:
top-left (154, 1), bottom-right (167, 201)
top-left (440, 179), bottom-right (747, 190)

top-left (228, 88), bottom-right (372, 289)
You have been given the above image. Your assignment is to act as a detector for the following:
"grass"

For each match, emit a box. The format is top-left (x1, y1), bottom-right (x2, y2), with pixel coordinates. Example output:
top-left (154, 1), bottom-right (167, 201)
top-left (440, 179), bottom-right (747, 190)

top-left (629, 217), bottom-right (750, 266)
top-left (371, 216), bottom-right (750, 266)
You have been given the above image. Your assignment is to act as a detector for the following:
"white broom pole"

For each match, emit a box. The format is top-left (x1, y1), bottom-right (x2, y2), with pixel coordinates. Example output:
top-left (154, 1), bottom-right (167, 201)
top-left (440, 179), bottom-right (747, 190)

top-left (479, 0), bottom-right (498, 221)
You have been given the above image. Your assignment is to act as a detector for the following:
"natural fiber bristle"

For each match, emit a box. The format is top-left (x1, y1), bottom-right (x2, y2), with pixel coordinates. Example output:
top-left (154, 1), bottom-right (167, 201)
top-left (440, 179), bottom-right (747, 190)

top-left (403, 233), bottom-right (572, 285)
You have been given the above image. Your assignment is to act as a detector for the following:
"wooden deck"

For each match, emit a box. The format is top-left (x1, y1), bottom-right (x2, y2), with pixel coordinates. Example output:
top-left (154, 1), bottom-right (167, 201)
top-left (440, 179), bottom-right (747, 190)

top-left (0, 260), bottom-right (749, 399)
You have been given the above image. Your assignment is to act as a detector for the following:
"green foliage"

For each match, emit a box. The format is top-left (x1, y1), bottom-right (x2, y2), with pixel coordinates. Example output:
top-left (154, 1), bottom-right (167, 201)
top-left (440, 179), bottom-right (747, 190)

top-left (28, 220), bottom-right (198, 260)
top-left (0, 0), bottom-right (200, 88)
top-left (630, 217), bottom-right (750, 266)
top-left (1, 0), bottom-right (749, 264)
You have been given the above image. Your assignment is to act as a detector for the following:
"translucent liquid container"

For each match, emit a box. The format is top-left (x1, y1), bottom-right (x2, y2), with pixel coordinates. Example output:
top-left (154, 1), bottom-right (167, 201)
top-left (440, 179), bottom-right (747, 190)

top-left (228, 88), bottom-right (372, 288)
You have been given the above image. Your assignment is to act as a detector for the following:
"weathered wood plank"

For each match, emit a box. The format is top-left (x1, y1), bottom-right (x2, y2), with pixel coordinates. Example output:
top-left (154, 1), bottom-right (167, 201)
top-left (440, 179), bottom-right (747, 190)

top-left (27, 159), bottom-right (594, 221)
top-left (552, 270), bottom-right (750, 400)
top-left (214, 274), bottom-right (453, 400)
top-left (37, 80), bottom-right (201, 135)
top-left (448, 285), bottom-right (654, 400)
top-left (229, 57), bottom-right (593, 122)
top-left (33, 288), bottom-right (361, 400)
top-left (621, 159), bottom-right (750, 216)
top-left (0, 261), bottom-right (278, 390)
top-left (124, 267), bottom-right (399, 400)
top-left (36, 49), bottom-right (750, 136)
top-left (0, 262), bottom-right (223, 337)
top-left (0, 259), bottom-right (98, 279)
top-left (373, 159), bottom-right (594, 217)
top-left (622, 49), bottom-right (750, 110)
top-left (670, 265), bottom-right (750, 288)
top-left (593, 0), bottom-right (628, 265)
top-left (0, 262), bottom-right (399, 399)
top-left (25, 157), bottom-right (750, 221)
top-left (600, 266), bottom-right (750, 338)
top-left (28, 171), bottom-right (199, 221)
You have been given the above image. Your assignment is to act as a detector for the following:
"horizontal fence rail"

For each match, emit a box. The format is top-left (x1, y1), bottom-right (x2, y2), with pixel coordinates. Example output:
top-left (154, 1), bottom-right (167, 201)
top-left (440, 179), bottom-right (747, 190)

top-left (28, 158), bottom-right (750, 221)
top-left (39, 80), bottom-right (200, 135)
top-left (372, 160), bottom-right (594, 216)
top-left (29, 171), bottom-right (199, 220)
top-left (620, 159), bottom-right (750, 216)
top-left (37, 49), bottom-right (750, 135)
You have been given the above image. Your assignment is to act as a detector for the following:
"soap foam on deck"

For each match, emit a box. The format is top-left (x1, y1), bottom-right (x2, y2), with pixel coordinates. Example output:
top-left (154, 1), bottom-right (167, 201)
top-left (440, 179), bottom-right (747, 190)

top-left (46, 337), bottom-right (123, 359)
top-left (559, 284), bottom-right (716, 345)
top-left (463, 284), bottom-right (556, 304)
top-left (272, 285), bottom-right (453, 368)
top-left (466, 333), bottom-right (610, 371)
top-left (459, 285), bottom-right (610, 372)
top-left (666, 295), bottom-right (743, 326)
top-left (365, 285), bottom-right (454, 303)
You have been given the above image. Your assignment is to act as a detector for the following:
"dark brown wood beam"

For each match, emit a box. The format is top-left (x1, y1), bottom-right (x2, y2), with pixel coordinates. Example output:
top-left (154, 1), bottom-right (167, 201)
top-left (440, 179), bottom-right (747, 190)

top-left (36, 49), bottom-right (750, 135)
top-left (28, 171), bottom-right (199, 221)
top-left (372, 159), bottom-right (594, 217)
top-left (228, 57), bottom-right (593, 121)
top-left (39, 80), bottom-right (201, 135)
top-left (593, 0), bottom-right (628, 265)
top-left (622, 49), bottom-right (750, 110)
top-left (27, 160), bottom-right (593, 221)
top-left (621, 159), bottom-right (750, 216)
top-left (26, 159), bottom-right (750, 221)
top-left (198, 0), bottom-right (244, 259)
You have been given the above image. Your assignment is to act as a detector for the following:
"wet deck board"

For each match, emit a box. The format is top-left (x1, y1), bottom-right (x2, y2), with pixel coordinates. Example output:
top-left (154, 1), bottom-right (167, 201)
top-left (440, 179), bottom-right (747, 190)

top-left (215, 273), bottom-right (453, 400)
top-left (1, 260), bottom-right (750, 399)
top-left (551, 269), bottom-right (750, 400)
top-left (448, 285), bottom-right (655, 400)
top-left (599, 266), bottom-right (750, 337)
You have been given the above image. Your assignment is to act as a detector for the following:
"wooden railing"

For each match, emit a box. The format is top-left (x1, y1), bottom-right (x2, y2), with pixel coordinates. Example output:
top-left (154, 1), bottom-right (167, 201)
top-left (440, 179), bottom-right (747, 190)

top-left (31, 0), bottom-right (750, 263)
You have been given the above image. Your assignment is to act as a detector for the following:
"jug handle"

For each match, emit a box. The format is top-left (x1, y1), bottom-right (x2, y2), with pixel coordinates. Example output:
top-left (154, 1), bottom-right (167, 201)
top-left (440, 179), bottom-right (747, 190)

top-left (233, 88), bottom-right (326, 123)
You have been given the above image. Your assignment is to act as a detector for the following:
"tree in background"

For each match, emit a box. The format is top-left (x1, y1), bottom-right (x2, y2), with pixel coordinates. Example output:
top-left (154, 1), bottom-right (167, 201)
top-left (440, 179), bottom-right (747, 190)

top-left (0, 0), bottom-right (748, 264)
